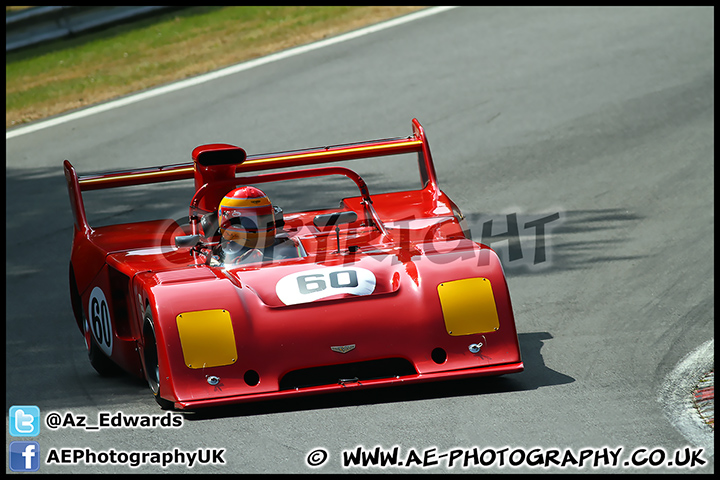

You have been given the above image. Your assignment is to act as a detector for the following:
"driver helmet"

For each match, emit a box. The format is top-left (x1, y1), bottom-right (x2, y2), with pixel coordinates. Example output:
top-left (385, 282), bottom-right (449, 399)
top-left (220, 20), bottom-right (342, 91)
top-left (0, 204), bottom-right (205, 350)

top-left (218, 186), bottom-right (276, 249)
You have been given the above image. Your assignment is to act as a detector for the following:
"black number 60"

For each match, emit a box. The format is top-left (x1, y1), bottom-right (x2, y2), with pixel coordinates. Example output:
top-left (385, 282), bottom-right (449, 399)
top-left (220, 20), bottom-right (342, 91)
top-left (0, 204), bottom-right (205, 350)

top-left (91, 296), bottom-right (111, 348)
top-left (297, 270), bottom-right (359, 294)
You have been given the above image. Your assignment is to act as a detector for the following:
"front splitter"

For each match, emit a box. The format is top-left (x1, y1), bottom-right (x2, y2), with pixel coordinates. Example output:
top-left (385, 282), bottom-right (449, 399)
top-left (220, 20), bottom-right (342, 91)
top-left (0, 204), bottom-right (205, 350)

top-left (173, 361), bottom-right (524, 410)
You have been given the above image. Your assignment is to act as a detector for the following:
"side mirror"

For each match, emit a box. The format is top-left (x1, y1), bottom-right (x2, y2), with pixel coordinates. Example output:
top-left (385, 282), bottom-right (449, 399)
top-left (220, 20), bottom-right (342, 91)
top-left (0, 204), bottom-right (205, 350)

top-left (274, 205), bottom-right (285, 230)
top-left (313, 211), bottom-right (358, 229)
top-left (175, 234), bottom-right (202, 248)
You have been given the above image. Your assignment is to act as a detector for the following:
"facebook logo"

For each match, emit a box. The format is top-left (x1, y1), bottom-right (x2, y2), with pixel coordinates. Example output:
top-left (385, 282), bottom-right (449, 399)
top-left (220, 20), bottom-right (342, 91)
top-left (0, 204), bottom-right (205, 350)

top-left (9, 405), bottom-right (40, 436)
top-left (9, 441), bottom-right (40, 472)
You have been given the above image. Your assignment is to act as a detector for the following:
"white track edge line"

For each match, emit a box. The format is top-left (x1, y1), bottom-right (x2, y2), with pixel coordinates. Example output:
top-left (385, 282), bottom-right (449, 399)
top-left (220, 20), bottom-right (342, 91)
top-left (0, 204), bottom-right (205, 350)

top-left (6, 6), bottom-right (458, 140)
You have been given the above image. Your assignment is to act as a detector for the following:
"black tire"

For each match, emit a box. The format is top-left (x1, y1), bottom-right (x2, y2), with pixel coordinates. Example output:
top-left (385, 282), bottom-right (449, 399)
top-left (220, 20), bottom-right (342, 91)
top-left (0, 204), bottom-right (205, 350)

top-left (88, 335), bottom-right (124, 377)
top-left (142, 305), bottom-right (174, 410)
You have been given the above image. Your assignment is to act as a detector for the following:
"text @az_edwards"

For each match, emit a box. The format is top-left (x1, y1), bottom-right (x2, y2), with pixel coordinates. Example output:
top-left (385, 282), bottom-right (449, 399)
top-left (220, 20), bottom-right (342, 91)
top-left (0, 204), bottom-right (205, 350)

top-left (45, 410), bottom-right (183, 431)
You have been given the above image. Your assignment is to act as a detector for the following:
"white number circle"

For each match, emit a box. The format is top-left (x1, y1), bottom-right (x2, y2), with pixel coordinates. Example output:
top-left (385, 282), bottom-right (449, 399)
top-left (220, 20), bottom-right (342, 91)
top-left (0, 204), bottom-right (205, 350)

top-left (276, 267), bottom-right (376, 305)
top-left (88, 287), bottom-right (113, 355)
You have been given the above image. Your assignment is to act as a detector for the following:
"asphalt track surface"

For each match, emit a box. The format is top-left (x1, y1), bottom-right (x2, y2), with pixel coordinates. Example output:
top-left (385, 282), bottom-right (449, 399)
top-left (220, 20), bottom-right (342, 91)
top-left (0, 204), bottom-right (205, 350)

top-left (6, 6), bottom-right (714, 474)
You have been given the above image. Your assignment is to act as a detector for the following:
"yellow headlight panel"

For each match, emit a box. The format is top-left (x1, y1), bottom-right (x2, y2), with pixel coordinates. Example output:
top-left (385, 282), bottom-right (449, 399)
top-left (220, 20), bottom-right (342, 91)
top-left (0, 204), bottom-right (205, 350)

top-left (176, 309), bottom-right (237, 369)
top-left (438, 278), bottom-right (499, 336)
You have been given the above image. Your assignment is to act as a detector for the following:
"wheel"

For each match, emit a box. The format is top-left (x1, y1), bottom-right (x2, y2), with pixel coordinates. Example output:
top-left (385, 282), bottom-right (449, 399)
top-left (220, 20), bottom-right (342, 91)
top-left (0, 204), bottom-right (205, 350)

top-left (141, 305), bottom-right (174, 410)
top-left (88, 334), bottom-right (124, 377)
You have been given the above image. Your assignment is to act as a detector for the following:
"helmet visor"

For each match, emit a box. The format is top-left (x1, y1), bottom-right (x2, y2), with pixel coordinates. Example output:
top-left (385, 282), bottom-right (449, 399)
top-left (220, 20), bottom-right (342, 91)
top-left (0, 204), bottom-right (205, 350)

top-left (220, 209), bottom-right (275, 249)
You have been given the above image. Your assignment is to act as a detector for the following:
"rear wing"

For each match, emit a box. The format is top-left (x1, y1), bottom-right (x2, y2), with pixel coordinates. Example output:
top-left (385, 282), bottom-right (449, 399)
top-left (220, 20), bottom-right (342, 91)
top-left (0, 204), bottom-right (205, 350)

top-left (63, 118), bottom-right (439, 235)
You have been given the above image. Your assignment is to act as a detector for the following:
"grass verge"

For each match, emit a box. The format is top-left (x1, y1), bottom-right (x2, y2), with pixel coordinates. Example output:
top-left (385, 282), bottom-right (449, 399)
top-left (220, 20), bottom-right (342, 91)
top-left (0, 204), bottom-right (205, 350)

top-left (6, 6), bottom-right (424, 128)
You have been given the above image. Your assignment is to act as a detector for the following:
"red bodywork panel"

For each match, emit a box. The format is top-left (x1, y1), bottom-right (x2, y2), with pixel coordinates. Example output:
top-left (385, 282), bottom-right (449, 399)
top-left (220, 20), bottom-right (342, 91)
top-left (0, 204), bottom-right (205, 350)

top-left (64, 119), bottom-right (522, 410)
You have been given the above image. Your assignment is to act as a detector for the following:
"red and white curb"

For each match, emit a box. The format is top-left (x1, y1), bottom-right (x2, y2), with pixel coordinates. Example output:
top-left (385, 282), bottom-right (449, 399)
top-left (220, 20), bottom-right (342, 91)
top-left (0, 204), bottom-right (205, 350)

top-left (693, 369), bottom-right (714, 429)
top-left (658, 339), bottom-right (714, 458)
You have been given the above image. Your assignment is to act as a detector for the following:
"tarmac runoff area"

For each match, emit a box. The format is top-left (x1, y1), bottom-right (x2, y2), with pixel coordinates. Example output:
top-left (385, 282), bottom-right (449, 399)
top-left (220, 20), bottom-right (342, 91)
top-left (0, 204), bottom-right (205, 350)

top-left (658, 339), bottom-right (714, 458)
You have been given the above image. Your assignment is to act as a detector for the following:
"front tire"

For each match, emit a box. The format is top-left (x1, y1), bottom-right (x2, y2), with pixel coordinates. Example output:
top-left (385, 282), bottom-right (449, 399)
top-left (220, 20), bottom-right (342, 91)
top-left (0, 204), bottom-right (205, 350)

top-left (142, 305), bottom-right (174, 410)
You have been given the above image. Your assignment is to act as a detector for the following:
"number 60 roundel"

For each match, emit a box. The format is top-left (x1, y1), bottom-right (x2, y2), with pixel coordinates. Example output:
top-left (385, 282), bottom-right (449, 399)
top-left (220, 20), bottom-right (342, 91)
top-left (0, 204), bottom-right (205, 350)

top-left (275, 266), bottom-right (376, 306)
top-left (88, 286), bottom-right (113, 355)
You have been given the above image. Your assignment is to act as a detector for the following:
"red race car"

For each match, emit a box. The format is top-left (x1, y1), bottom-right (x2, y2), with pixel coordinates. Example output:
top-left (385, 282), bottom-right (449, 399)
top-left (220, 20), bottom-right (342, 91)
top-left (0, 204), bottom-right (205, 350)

top-left (64, 119), bottom-right (523, 410)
